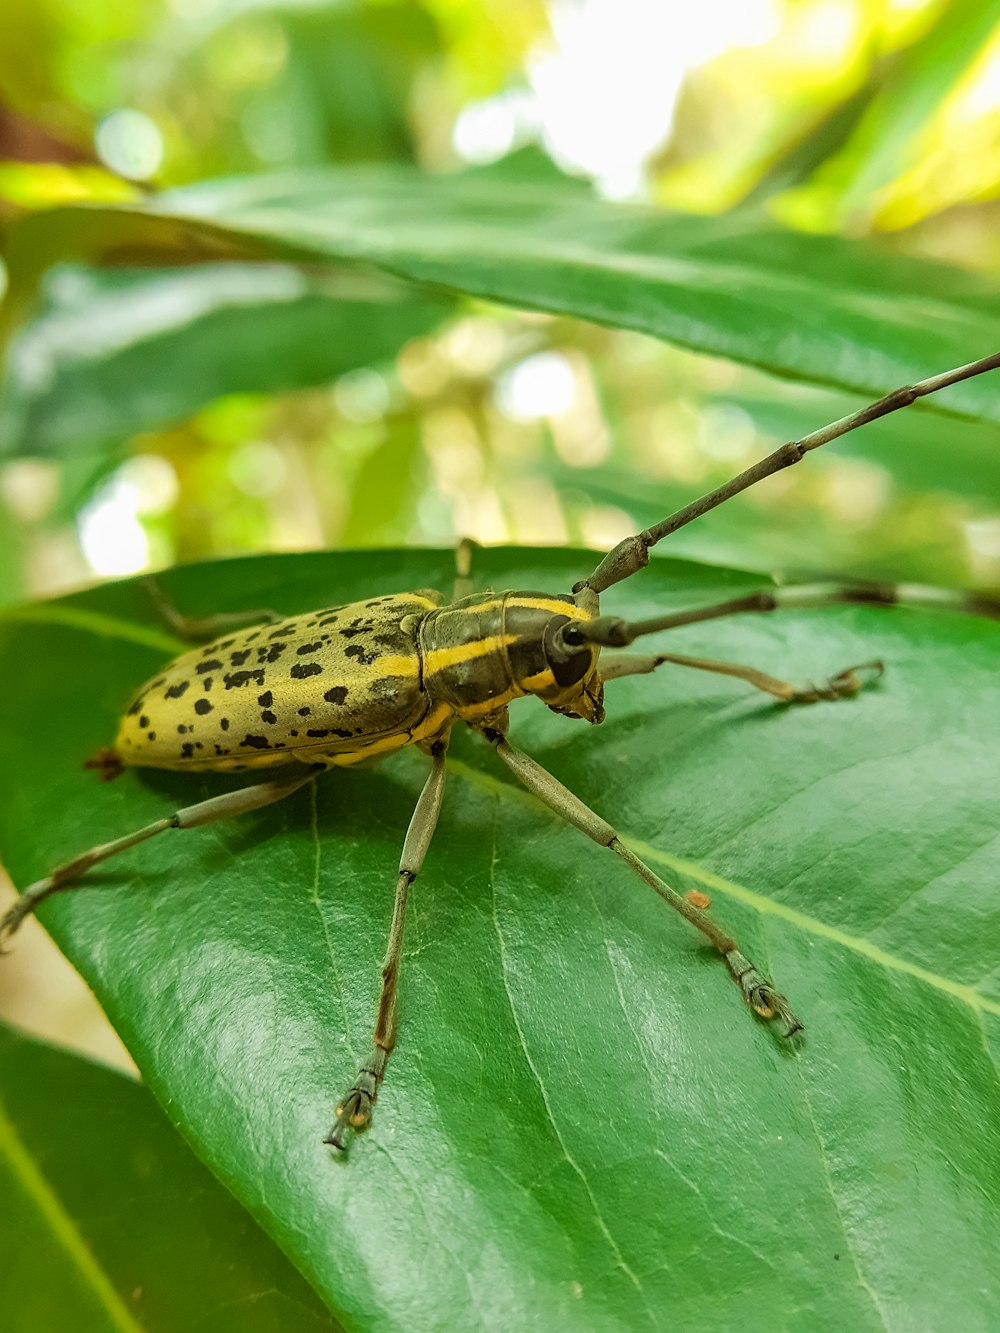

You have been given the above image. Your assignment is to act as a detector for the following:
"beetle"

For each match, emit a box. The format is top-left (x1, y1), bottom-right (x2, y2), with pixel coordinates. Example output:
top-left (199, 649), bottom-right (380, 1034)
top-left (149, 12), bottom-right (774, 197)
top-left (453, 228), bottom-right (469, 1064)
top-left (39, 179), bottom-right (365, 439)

top-left (2, 350), bottom-right (999, 1152)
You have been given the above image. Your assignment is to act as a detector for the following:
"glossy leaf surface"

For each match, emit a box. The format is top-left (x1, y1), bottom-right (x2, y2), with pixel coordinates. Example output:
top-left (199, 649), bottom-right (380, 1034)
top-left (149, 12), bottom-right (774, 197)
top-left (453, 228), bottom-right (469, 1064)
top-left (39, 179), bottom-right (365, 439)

top-left (5, 167), bottom-right (1000, 435)
top-left (0, 547), bottom-right (997, 1329)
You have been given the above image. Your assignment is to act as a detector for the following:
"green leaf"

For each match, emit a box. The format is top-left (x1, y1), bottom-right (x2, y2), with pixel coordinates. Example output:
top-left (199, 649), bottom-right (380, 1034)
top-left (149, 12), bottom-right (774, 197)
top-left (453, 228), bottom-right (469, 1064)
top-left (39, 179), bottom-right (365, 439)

top-left (0, 263), bottom-right (447, 456)
top-left (267, 4), bottom-right (443, 166)
top-left (0, 1022), bottom-right (337, 1331)
top-left (6, 167), bottom-right (1000, 435)
top-left (822, 0), bottom-right (1000, 223)
top-left (1, 546), bottom-right (998, 1329)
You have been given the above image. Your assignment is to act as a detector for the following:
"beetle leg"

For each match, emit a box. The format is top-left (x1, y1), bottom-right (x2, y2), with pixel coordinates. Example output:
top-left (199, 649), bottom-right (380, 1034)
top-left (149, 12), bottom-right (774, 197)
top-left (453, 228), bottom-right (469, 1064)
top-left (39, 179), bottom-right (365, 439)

top-left (0, 768), bottom-right (315, 950)
top-left (452, 536), bottom-right (477, 602)
top-left (600, 650), bottom-right (884, 703)
top-left (480, 726), bottom-right (801, 1038)
top-left (144, 576), bottom-right (284, 641)
top-left (326, 737), bottom-right (450, 1153)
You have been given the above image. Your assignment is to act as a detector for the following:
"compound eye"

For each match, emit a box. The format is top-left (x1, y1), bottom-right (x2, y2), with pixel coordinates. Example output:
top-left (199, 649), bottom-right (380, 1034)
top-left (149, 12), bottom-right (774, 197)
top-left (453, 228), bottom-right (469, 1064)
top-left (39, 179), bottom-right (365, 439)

top-left (543, 616), bottom-right (593, 687)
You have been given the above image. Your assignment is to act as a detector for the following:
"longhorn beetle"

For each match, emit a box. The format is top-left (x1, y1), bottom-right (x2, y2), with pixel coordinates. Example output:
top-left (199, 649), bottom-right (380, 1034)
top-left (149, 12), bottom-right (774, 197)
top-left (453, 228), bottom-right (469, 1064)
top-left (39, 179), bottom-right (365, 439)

top-left (3, 351), bottom-right (1000, 1152)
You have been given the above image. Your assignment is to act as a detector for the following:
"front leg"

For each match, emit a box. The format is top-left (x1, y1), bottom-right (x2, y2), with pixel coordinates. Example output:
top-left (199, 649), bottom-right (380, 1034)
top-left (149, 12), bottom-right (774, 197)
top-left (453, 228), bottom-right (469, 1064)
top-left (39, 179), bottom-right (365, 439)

top-left (325, 736), bottom-right (451, 1153)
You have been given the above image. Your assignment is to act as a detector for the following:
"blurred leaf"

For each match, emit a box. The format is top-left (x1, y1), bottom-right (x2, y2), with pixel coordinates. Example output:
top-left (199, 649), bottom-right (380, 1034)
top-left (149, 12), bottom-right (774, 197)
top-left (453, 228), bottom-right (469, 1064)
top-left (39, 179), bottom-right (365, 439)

top-left (0, 0), bottom-right (151, 145)
top-left (548, 464), bottom-right (974, 589)
top-left (0, 162), bottom-right (138, 211)
top-left (0, 1022), bottom-right (337, 1330)
top-left (820, 0), bottom-right (1000, 223)
top-left (6, 165), bottom-right (1000, 438)
top-left (740, 81), bottom-right (881, 208)
top-left (0, 0), bottom-right (78, 141)
top-left (338, 418), bottom-right (427, 547)
top-left (272, 4), bottom-right (442, 165)
top-left (1, 546), bottom-right (998, 1329)
top-left (0, 262), bottom-right (448, 456)
top-left (707, 374), bottom-right (1000, 504)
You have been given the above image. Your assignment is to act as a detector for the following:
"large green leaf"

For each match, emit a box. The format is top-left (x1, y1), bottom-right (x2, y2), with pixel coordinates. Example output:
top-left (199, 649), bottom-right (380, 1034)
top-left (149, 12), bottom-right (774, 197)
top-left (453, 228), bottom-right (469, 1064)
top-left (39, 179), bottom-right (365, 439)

top-left (0, 262), bottom-right (446, 456)
top-left (0, 1022), bottom-right (337, 1331)
top-left (5, 167), bottom-right (1000, 435)
top-left (0, 546), bottom-right (997, 1330)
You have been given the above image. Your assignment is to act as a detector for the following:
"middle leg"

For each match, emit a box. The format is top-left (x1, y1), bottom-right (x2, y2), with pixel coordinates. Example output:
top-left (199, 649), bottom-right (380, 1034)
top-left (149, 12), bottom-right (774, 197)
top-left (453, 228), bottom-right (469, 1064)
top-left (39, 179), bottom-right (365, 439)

top-left (481, 726), bottom-right (801, 1037)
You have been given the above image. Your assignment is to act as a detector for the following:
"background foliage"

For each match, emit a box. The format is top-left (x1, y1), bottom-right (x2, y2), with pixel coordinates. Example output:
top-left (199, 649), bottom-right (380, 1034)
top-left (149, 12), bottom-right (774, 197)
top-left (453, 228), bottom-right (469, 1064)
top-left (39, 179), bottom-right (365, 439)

top-left (2, 0), bottom-right (1000, 604)
top-left (1, 2), bottom-right (999, 1330)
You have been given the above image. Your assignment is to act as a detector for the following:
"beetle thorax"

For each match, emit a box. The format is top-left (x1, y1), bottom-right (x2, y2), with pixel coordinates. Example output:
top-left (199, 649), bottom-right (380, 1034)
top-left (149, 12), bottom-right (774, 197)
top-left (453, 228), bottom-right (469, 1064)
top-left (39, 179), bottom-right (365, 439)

top-left (419, 591), bottom-right (604, 725)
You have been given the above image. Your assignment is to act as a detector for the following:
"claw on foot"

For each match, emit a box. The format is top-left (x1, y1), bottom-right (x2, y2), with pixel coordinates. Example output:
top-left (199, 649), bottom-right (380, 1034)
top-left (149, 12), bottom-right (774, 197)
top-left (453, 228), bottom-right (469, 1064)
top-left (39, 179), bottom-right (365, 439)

top-left (824, 659), bottom-right (884, 700)
top-left (324, 1048), bottom-right (388, 1153)
top-left (726, 949), bottom-right (802, 1038)
top-left (798, 659), bottom-right (884, 703)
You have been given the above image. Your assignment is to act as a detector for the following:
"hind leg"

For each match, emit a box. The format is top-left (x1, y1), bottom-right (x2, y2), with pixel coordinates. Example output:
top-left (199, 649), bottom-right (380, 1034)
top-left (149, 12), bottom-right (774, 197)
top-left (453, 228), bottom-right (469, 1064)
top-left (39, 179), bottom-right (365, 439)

top-left (1, 769), bottom-right (315, 949)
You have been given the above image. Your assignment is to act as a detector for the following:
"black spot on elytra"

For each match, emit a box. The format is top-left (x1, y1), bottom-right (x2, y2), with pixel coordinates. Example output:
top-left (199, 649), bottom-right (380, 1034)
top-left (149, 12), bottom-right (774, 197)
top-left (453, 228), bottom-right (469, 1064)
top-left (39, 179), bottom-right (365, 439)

top-left (214, 744), bottom-right (226, 756)
top-left (139, 714), bottom-right (149, 729)
top-left (324, 686), bottom-right (348, 705)
top-left (306, 729), bottom-right (330, 738)
top-left (147, 731), bottom-right (156, 742)
top-left (197, 660), bottom-right (221, 674)
top-left (333, 728), bottom-right (352, 739)
top-left (291, 662), bottom-right (322, 679)
top-left (257, 643), bottom-right (287, 664)
top-left (177, 724), bottom-right (188, 734)
top-left (194, 698), bottom-right (213, 715)
top-left (317, 615), bottom-right (342, 627)
top-left (220, 718), bottom-right (230, 731)
top-left (181, 742), bottom-right (195, 759)
top-left (218, 638), bottom-right (236, 649)
top-left (258, 690), bottom-right (273, 707)
top-left (166, 681), bottom-right (189, 699)
top-left (240, 734), bottom-right (270, 750)
top-left (290, 729), bottom-right (299, 737)
top-left (127, 695), bottom-right (146, 715)
top-left (224, 669), bottom-right (266, 690)
top-left (345, 643), bottom-right (379, 666)
top-left (268, 624), bottom-right (295, 640)
top-left (296, 642), bottom-right (322, 655)
top-left (230, 649), bottom-right (251, 666)
top-left (261, 710), bottom-right (277, 724)
top-left (298, 706), bottom-right (311, 716)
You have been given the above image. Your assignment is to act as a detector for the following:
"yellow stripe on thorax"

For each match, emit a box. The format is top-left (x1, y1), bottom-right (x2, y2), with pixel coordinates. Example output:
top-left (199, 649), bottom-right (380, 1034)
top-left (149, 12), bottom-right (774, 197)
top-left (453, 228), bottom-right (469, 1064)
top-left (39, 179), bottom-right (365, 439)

top-left (508, 595), bottom-right (593, 619)
top-left (454, 687), bottom-right (520, 720)
top-left (423, 633), bottom-right (520, 676)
